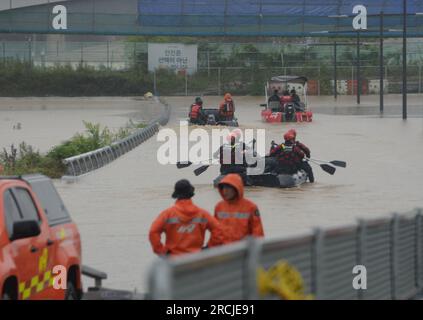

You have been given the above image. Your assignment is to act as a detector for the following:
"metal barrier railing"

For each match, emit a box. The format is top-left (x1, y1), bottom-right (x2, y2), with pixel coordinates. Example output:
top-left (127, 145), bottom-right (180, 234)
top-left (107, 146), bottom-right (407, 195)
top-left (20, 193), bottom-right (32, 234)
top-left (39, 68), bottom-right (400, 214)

top-left (148, 208), bottom-right (423, 300)
top-left (62, 99), bottom-right (171, 177)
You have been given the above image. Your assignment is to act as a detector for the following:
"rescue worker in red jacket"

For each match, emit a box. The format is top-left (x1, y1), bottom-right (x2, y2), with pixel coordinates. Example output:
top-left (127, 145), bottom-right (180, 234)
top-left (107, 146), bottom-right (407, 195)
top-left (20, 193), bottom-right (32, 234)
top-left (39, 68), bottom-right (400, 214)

top-left (219, 93), bottom-right (235, 121)
top-left (280, 90), bottom-right (293, 108)
top-left (189, 97), bottom-right (206, 125)
top-left (287, 129), bottom-right (314, 182)
top-left (208, 174), bottom-right (264, 247)
top-left (271, 131), bottom-right (305, 174)
top-left (149, 179), bottom-right (223, 256)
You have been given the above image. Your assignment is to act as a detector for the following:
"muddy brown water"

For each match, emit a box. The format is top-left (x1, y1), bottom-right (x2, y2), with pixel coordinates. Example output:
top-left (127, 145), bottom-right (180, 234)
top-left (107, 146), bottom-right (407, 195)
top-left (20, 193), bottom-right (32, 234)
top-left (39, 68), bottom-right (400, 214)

top-left (1, 96), bottom-right (423, 293)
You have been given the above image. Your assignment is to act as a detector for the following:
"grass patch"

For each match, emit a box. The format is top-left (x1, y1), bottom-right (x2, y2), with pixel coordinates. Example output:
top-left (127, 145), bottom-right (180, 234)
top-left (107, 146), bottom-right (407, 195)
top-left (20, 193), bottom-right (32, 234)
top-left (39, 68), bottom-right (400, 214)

top-left (0, 120), bottom-right (147, 178)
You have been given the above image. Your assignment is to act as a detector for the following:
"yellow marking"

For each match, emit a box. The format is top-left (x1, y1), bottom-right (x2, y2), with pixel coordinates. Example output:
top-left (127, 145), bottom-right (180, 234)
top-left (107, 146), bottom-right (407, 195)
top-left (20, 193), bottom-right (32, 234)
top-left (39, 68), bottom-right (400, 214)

top-left (44, 270), bottom-right (51, 281)
top-left (19, 282), bottom-right (26, 293)
top-left (22, 288), bottom-right (31, 300)
top-left (36, 281), bottom-right (44, 293)
top-left (18, 268), bottom-right (56, 300)
top-left (30, 275), bottom-right (39, 287)
top-left (59, 228), bottom-right (66, 240)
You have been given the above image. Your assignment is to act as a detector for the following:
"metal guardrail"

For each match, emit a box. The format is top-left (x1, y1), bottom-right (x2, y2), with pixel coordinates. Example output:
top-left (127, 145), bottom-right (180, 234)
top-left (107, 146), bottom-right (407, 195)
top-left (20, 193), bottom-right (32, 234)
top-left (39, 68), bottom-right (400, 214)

top-left (148, 208), bottom-right (423, 300)
top-left (62, 99), bottom-right (170, 177)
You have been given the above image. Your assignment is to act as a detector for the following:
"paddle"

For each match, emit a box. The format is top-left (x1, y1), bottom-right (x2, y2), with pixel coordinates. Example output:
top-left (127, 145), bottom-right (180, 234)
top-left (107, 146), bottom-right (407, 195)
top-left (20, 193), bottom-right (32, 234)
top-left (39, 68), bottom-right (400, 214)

top-left (310, 158), bottom-right (347, 168)
top-left (194, 164), bottom-right (212, 176)
top-left (194, 140), bottom-right (257, 176)
top-left (307, 158), bottom-right (336, 175)
top-left (176, 161), bottom-right (193, 169)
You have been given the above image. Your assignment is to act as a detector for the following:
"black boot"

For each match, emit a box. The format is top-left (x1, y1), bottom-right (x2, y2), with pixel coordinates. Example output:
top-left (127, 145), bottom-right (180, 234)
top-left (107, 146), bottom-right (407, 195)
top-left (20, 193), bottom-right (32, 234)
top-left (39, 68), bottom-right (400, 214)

top-left (302, 162), bottom-right (314, 183)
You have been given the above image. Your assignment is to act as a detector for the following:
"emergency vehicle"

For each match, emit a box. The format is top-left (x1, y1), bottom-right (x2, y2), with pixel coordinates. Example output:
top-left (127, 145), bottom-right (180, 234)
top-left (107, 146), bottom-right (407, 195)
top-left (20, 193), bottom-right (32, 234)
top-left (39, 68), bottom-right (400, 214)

top-left (0, 174), bottom-right (82, 300)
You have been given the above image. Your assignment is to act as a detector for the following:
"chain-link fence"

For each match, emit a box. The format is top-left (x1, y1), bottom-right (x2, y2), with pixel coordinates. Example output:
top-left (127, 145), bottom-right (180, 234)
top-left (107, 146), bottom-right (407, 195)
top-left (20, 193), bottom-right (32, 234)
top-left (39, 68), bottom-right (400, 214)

top-left (2, 39), bottom-right (423, 95)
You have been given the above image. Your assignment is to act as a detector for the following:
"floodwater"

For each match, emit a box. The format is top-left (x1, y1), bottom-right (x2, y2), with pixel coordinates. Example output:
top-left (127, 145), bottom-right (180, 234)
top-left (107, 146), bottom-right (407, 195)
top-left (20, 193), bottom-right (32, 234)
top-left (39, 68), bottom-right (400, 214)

top-left (1, 95), bottom-right (423, 293)
top-left (0, 97), bottom-right (160, 152)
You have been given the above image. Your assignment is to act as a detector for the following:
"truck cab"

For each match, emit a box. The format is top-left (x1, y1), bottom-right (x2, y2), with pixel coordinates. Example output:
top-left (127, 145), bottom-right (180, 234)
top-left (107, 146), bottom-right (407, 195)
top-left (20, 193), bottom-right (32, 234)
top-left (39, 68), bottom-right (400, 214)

top-left (0, 174), bottom-right (82, 300)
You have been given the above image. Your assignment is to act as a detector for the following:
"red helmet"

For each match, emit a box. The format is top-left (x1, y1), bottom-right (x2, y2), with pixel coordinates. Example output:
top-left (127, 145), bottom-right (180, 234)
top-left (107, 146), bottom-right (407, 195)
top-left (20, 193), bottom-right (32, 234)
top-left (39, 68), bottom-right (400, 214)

top-left (288, 128), bottom-right (297, 139)
top-left (224, 93), bottom-right (232, 101)
top-left (226, 129), bottom-right (242, 142)
top-left (284, 132), bottom-right (295, 141)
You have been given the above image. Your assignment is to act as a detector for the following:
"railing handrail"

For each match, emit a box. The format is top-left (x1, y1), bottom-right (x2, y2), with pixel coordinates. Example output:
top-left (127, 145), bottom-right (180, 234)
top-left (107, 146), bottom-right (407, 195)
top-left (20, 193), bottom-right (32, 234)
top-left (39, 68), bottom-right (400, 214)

top-left (148, 208), bottom-right (423, 300)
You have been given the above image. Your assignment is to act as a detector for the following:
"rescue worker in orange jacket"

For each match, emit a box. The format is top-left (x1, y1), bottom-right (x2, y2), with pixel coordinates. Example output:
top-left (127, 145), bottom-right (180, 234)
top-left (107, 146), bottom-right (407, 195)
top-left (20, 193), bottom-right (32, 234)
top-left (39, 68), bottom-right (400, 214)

top-left (208, 174), bottom-right (264, 246)
top-left (149, 179), bottom-right (224, 256)
top-left (219, 93), bottom-right (235, 121)
top-left (189, 97), bottom-right (206, 125)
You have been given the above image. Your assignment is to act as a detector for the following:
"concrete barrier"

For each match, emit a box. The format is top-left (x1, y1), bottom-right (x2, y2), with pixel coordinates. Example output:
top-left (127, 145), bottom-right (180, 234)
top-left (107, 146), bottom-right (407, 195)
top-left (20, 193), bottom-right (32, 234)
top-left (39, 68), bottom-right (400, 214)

top-left (62, 99), bottom-right (170, 177)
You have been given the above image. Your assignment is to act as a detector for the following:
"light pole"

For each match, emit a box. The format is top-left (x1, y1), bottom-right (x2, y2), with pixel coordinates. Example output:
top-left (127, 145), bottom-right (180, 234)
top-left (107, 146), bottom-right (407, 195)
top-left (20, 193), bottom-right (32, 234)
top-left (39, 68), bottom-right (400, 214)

top-left (356, 30), bottom-right (361, 105)
top-left (402, 0), bottom-right (407, 120)
top-left (380, 11), bottom-right (384, 114)
top-left (334, 41), bottom-right (337, 99)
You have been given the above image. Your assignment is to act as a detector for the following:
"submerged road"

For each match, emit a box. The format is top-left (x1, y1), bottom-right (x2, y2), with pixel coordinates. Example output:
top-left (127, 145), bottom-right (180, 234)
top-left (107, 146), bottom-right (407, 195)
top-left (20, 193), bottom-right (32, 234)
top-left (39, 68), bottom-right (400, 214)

top-left (56, 96), bottom-right (423, 293)
top-left (2, 96), bottom-right (422, 292)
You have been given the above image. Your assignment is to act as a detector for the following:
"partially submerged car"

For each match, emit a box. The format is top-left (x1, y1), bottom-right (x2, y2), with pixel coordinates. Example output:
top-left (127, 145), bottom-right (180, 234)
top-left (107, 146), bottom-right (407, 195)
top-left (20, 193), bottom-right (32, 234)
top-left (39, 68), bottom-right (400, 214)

top-left (260, 76), bottom-right (313, 123)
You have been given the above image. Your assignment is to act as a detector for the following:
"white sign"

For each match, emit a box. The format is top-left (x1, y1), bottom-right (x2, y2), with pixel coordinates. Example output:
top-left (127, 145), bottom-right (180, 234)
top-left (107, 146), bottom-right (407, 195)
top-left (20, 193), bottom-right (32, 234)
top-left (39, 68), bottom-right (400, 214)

top-left (52, 5), bottom-right (67, 30)
top-left (352, 5), bottom-right (367, 30)
top-left (148, 43), bottom-right (197, 75)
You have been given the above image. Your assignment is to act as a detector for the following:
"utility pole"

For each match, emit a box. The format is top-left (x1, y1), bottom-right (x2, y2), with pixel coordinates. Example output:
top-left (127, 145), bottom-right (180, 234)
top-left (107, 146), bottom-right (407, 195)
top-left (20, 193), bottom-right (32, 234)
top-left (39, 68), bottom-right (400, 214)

top-left (380, 11), bottom-right (384, 114)
top-left (402, 0), bottom-right (408, 119)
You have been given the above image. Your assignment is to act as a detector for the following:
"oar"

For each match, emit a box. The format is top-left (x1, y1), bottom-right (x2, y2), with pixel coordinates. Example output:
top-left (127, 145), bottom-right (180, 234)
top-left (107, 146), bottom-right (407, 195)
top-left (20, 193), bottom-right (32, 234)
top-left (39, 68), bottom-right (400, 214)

top-left (194, 140), bottom-right (256, 176)
top-left (310, 157), bottom-right (347, 168)
top-left (307, 158), bottom-right (336, 175)
top-left (194, 164), bottom-right (211, 176)
top-left (176, 161), bottom-right (193, 169)
top-left (194, 159), bottom-right (222, 176)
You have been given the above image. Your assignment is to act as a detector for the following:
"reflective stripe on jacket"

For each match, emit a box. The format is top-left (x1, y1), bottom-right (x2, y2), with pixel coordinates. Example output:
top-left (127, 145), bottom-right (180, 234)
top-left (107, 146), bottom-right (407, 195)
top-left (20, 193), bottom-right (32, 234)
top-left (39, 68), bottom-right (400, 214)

top-left (149, 199), bottom-right (224, 256)
top-left (208, 174), bottom-right (264, 247)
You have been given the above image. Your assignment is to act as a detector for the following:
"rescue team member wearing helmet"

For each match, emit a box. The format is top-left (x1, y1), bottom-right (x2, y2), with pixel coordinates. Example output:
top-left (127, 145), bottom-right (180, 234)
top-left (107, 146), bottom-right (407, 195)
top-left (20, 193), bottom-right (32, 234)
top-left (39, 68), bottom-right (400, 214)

top-left (290, 89), bottom-right (300, 104)
top-left (208, 174), bottom-right (264, 247)
top-left (149, 179), bottom-right (224, 256)
top-left (219, 93), bottom-right (235, 121)
top-left (270, 132), bottom-right (305, 174)
top-left (280, 90), bottom-right (293, 106)
top-left (268, 89), bottom-right (282, 112)
top-left (268, 89), bottom-right (281, 104)
top-left (213, 129), bottom-right (252, 186)
top-left (290, 90), bottom-right (305, 112)
top-left (189, 97), bottom-right (206, 125)
top-left (287, 129), bottom-right (314, 183)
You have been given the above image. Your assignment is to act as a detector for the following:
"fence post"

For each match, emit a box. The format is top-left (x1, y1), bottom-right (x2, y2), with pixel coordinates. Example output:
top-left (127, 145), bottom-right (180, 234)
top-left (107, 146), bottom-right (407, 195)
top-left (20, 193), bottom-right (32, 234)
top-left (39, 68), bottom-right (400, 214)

top-left (185, 71), bottom-right (188, 96)
top-left (357, 219), bottom-right (367, 300)
top-left (312, 228), bottom-right (324, 299)
top-left (218, 67), bottom-right (221, 96)
top-left (207, 50), bottom-right (210, 77)
top-left (391, 213), bottom-right (399, 300)
top-left (318, 66), bottom-right (321, 96)
top-left (107, 41), bottom-right (110, 69)
top-left (419, 65), bottom-right (422, 94)
top-left (416, 209), bottom-right (422, 288)
top-left (148, 259), bottom-right (173, 299)
top-left (28, 38), bottom-right (32, 63)
top-left (2, 41), bottom-right (5, 63)
top-left (153, 70), bottom-right (157, 96)
top-left (80, 42), bottom-right (84, 65)
top-left (244, 237), bottom-right (261, 300)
